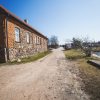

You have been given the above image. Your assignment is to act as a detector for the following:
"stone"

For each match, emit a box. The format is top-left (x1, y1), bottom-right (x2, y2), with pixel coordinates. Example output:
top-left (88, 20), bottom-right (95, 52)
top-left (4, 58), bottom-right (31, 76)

top-left (17, 58), bottom-right (21, 62)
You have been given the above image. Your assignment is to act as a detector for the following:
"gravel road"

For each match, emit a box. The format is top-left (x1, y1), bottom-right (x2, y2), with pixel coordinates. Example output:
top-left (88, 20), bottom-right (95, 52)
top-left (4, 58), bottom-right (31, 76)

top-left (0, 48), bottom-right (89, 100)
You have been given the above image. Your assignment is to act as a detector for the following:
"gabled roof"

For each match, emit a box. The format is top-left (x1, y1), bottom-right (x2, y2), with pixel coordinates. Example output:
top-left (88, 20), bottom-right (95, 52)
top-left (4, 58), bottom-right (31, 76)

top-left (0, 5), bottom-right (48, 40)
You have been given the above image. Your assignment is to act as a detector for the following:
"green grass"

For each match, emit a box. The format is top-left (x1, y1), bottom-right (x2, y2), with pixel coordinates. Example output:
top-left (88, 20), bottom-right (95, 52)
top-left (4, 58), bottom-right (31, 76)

top-left (11, 51), bottom-right (51, 64)
top-left (64, 49), bottom-right (100, 100)
top-left (0, 51), bottom-right (51, 66)
top-left (64, 49), bottom-right (86, 60)
top-left (92, 47), bottom-right (100, 52)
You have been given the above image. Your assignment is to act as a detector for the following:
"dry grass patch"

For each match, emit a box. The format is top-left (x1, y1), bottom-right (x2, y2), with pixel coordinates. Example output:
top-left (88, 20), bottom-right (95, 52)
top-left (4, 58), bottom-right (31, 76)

top-left (0, 51), bottom-right (52, 66)
top-left (64, 49), bottom-right (100, 100)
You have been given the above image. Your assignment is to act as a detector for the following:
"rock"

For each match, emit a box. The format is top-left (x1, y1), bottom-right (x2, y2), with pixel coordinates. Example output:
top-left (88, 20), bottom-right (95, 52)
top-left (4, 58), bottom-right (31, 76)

top-left (17, 58), bottom-right (21, 62)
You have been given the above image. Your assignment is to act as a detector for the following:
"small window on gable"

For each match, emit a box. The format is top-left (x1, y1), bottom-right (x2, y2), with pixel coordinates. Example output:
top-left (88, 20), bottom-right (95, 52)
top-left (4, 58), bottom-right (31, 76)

top-left (15, 27), bottom-right (20, 42)
top-left (26, 33), bottom-right (30, 43)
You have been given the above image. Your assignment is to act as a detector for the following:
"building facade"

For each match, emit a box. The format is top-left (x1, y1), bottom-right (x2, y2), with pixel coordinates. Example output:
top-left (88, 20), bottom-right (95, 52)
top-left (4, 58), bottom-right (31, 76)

top-left (0, 5), bottom-right (48, 62)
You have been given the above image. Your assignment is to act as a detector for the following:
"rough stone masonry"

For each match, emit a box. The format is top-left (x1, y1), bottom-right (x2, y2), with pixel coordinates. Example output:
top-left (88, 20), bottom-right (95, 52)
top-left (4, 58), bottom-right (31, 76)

top-left (0, 5), bottom-right (48, 62)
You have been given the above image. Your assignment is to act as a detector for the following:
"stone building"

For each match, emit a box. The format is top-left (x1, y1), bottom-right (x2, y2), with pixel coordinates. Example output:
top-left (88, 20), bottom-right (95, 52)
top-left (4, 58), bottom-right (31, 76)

top-left (0, 5), bottom-right (48, 62)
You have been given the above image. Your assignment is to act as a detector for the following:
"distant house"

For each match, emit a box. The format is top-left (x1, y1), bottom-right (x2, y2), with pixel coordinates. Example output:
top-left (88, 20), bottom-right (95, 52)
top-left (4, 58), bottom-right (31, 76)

top-left (83, 42), bottom-right (100, 47)
top-left (64, 43), bottom-right (72, 50)
top-left (0, 5), bottom-right (48, 62)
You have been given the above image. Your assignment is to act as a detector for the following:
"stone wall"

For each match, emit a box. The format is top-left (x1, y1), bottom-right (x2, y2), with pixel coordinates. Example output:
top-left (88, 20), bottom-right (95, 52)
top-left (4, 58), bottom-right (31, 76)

top-left (7, 18), bottom-right (48, 61)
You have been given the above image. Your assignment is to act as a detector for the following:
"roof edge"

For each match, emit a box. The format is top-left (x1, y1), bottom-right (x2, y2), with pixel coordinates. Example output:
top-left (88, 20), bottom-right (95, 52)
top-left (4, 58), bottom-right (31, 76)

top-left (0, 5), bottom-right (48, 40)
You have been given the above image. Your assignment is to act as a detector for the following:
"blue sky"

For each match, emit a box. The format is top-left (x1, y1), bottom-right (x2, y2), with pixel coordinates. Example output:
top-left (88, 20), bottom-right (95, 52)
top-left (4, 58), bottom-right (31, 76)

top-left (0, 0), bottom-right (100, 44)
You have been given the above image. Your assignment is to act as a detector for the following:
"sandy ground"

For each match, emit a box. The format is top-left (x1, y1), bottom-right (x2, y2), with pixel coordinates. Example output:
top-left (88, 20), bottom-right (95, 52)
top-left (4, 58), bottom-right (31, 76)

top-left (0, 48), bottom-right (89, 100)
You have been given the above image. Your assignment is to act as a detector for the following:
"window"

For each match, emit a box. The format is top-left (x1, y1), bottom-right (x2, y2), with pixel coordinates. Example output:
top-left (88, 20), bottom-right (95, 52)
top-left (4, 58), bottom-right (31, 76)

top-left (33, 36), bottom-right (34, 44)
top-left (34, 36), bottom-right (41, 44)
top-left (36, 36), bottom-right (38, 44)
top-left (40, 38), bottom-right (42, 44)
top-left (15, 28), bottom-right (20, 42)
top-left (26, 33), bottom-right (30, 43)
top-left (38, 37), bottom-right (40, 44)
top-left (30, 35), bottom-right (33, 44)
top-left (35, 36), bottom-right (37, 44)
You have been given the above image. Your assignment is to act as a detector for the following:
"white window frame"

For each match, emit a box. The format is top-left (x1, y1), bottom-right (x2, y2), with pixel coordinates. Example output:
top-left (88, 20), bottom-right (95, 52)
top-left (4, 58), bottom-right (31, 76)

top-left (15, 27), bottom-right (20, 42)
top-left (26, 33), bottom-right (30, 43)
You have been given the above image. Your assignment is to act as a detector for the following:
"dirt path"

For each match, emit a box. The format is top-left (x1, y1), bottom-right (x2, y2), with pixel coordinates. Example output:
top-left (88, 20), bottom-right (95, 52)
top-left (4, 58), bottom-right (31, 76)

top-left (0, 48), bottom-right (89, 100)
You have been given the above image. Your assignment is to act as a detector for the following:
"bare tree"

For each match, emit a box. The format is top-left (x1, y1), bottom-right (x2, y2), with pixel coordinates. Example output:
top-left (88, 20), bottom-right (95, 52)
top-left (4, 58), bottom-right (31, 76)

top-left (72, 38), bottom-right (83, 49)
top-left (72, 37), bottom-right (92, 57)
top-left (49, 36), bottom-right (59, 48)
top-left (82, 37), bottom-right (92, 57)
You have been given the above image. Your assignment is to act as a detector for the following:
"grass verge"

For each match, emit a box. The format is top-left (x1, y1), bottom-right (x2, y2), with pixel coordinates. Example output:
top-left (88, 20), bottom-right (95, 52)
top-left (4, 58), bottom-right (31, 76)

top-left (0, 50), bottom-right (52, 66)
top-left (64, 49), bottom-right (100, 100)
top-left (11, 51), bottom-right (52, 64)
top-left (64, 49), bottom-right (86, 60)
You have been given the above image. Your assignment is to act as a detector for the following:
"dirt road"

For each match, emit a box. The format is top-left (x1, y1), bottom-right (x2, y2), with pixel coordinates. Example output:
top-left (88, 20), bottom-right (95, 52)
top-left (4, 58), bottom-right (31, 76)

top-left (0, 48), bottom-right (89, 100)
